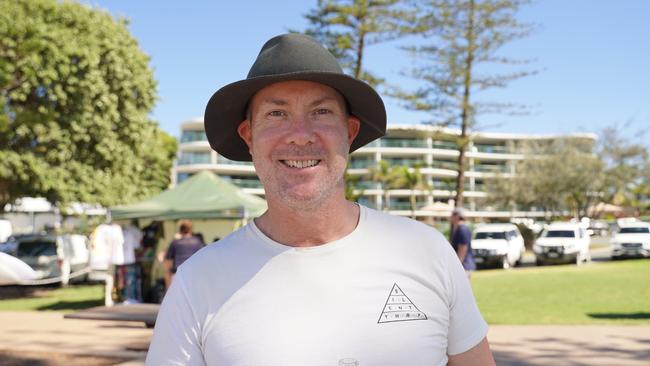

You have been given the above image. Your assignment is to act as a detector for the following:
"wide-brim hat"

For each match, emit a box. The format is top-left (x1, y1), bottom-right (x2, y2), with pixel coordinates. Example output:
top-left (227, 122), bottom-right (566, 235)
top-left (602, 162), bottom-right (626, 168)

top-left (204, 33), bottom-right (387, 161)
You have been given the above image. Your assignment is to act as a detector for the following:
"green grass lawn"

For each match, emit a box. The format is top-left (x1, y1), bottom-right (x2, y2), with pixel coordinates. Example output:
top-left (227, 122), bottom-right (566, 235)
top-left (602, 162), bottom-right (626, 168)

top-left (472, 259), bottom-right (650, 325)
top-left (0, 284), bottom-right (103, 312)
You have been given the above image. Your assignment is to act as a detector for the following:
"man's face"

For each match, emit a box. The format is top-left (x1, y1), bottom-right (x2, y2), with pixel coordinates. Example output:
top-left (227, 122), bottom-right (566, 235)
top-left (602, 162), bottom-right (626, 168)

top-left (237, 80), bottom-right (360, 209)
top-left (451, 213), bottom-right (460, 226)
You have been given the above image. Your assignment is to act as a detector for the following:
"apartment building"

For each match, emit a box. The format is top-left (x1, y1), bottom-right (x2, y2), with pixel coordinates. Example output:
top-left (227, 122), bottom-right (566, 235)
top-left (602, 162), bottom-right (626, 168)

top-left (174, 118), bottom-right (596, 219)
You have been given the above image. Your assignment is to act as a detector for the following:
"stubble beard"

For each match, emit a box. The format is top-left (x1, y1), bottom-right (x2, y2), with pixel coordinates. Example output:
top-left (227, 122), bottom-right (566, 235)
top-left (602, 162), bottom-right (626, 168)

top-left (256, 157), bottom-right (348, 212)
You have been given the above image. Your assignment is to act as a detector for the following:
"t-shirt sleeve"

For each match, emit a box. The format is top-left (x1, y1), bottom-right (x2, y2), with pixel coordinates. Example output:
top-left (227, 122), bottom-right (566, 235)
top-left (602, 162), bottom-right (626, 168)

top-left (457, 226), bottom-right (471, 246)
top-left (445, 245), bottom-right (488, 355)
top-left (145, 269), bottom-right (205, 365)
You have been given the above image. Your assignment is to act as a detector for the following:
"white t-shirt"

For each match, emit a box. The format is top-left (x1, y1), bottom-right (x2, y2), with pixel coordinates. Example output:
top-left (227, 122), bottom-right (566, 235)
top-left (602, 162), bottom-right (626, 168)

top-left (146, 206), bottom-right (488, 366)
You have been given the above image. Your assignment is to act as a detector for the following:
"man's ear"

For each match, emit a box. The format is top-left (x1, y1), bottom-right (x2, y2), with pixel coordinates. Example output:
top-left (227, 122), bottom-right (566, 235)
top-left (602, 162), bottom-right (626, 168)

top-left (237, 120), bottom-right (253, 154)
top-left (347, 116), bottom-right (361, 144)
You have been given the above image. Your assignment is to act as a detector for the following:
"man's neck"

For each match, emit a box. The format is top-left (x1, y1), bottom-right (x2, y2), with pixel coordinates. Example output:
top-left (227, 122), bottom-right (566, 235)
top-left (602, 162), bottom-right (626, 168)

top-left (254, 197), bottom-right (360, 247)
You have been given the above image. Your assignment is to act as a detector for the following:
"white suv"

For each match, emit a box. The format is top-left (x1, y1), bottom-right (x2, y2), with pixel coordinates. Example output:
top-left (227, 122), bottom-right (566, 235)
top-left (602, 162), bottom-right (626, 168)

top-left (533, 222), bottom-right (591, 266)
top-left (611, 221), bottom-right (650, 259)
top-left (472, 224), bottom-right (525, 269)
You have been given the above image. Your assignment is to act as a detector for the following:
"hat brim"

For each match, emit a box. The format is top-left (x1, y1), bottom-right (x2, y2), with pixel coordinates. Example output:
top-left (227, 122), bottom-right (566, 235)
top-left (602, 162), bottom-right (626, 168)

top-left (204, 71), bottom-right (387, 161)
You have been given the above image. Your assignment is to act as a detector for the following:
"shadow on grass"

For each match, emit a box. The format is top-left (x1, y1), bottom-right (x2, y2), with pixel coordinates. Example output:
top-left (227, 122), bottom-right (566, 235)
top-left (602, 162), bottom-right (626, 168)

top-left (37, 299), bottom-right (103, 311)
top-left (0, 285), bottom-right (39, 300)
top-left (587, 312), bottom-right (650, 320)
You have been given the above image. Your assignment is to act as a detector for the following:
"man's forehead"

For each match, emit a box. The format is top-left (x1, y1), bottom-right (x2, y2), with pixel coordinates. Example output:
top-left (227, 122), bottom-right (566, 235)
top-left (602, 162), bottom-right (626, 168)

top-left (250, 80), bottom-right (346, 107)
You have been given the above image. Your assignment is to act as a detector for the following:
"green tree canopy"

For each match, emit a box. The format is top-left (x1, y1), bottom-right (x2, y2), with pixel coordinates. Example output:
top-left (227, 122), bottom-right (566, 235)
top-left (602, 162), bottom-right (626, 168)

top-left (396, 0), bottom-right (535, 208)
top-left (300, 0), bottom-right (412, 86)
top-left (0, 0), bottom-right (176, 210)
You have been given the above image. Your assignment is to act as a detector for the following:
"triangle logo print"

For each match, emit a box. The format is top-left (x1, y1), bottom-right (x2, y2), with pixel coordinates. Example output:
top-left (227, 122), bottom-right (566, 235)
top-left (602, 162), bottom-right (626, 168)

top-left (377, 283), bottom-right (427, 324)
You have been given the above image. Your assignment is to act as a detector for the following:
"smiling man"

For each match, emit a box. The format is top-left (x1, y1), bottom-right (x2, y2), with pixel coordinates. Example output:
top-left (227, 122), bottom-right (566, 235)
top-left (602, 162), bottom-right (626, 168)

top-left (146, 34), bottom-right (494, 366)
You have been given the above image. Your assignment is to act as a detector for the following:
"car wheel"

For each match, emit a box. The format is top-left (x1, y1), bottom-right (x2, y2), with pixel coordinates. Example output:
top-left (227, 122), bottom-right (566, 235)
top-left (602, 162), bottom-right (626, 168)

top-left (502, 255), bottom-right (511, 269)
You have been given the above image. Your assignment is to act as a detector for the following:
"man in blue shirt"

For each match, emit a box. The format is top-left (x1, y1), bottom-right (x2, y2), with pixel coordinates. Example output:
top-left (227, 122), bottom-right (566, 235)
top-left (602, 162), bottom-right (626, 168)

top-left (451, 207), bottom-right (476, 275)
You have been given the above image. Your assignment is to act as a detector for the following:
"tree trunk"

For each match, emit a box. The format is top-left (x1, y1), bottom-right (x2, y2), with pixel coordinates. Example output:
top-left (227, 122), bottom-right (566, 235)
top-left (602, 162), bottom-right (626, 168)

top-left (354, 30), bottom-right (366, 79)
top-left (453, 0), bottom-right (476, 210)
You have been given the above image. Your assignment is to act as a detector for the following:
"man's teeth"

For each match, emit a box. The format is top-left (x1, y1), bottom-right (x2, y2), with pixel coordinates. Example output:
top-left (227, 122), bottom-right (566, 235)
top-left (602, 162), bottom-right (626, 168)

top-left (283, 160), bottom-right (319, 168)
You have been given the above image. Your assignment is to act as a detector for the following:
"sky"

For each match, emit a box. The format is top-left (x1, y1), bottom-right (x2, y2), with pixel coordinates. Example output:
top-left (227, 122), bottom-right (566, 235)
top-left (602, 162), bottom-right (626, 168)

top-left (81, 0), bottom-right (650, 147)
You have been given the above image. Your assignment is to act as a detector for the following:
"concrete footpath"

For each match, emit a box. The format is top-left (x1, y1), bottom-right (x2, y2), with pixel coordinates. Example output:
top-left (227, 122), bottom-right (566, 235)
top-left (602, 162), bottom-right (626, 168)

top-left (0, 311), bottom-right (649, 365)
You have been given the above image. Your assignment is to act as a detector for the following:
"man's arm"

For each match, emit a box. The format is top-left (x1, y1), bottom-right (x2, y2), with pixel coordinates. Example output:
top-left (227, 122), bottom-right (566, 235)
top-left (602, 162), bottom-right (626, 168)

top-left (456, 243), bottom-right (469, 262)
top-left (448, 337), bottom-right (495, 366)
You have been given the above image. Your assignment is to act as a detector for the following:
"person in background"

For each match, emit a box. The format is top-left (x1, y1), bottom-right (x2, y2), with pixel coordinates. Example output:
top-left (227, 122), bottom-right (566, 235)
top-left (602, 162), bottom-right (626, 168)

top-left (450, 207), bottom-right (476, 276)
top-left (163, 220), bottom-right (204, 289)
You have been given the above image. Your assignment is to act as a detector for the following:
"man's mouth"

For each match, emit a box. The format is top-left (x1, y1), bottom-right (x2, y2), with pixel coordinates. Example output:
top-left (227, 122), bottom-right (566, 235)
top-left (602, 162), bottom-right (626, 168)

top-left (281, 159), bottom-right (321, 169)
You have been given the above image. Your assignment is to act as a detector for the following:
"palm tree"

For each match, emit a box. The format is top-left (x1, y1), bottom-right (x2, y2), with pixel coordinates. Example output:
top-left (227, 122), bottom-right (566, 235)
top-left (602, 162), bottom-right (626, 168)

top-left (391, 164), bottom-right (431, 219)
top-left (368, 160), bottom-right (396, 211)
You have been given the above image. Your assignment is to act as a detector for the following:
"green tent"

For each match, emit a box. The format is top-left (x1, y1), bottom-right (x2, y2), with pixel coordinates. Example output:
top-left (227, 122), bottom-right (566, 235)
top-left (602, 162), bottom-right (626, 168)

top-left (111, 171), bottom-right (267, 220)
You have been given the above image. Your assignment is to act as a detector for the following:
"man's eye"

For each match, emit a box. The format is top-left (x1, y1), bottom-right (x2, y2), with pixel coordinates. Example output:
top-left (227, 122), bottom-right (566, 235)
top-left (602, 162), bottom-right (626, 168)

top-left (268, 110), bottom-right (286, 117)
top-left (314, 108), bottom-right (331, 115)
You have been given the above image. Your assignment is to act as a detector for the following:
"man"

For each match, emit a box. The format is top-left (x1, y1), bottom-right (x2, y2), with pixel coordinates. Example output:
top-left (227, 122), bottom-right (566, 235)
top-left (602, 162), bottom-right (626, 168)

top-left (163, 220), bottom-right (204, 289)
top-left (147, 34), bottom-right (494, 365)
top-left (450, 207), bottom-right (477, 275)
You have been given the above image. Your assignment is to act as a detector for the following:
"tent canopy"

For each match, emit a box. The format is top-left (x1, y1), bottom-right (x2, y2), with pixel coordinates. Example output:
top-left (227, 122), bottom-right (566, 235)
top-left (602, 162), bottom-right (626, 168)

top-left (111, 171), bottom-right (267, 220)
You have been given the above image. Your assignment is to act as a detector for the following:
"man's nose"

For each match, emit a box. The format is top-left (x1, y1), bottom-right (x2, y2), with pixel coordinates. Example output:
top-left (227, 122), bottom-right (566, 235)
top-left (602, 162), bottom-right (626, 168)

top-left (285, 114), bottom-right (315, 146)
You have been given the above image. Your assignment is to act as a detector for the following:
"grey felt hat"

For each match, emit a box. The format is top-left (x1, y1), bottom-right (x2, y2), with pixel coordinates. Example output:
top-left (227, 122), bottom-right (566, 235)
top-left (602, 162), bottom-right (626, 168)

top-left (204, 33), bottom-right (387, 161)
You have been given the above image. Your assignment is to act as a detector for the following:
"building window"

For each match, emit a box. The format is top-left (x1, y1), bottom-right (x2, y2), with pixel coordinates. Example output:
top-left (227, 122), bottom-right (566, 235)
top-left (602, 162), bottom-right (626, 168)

top-left (349, 156), bottom-right (375, 169)
top-left (474, 143), bottom-right (510, 154)
top-left (177, 172), bottom-right (194, 183)
top-left (384, 157), bottom-right (428, 167)
top-left (180, 130), bottom-right (208, 143)
top-left (432, 140), bottom-right (457, 150)
top-left (431, 159), bottom-right (458, 171)
top-left (380, 137), bottom-right (428, 148)
top-left (217, 154), bottom-right (253, 166)
top-left (221, 175), bottom-right (262, 189)
top-left (178, 151), bottom-right (211, 165)
top-left (474, 162), bottom-right (508, 173)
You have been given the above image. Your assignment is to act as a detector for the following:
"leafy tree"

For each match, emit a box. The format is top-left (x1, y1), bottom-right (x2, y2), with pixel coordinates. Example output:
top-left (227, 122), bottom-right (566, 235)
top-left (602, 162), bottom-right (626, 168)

top-left (397, 0), bottom-right (535, 209)
top-left (486, 138), bottom-right (603, 219)
top-left (596, 127), bottom-right (649, 215)
top-left (368, 160), bottom-right (396, 210)
top-left (300, 0), bottom-right (412, 86)
top-left (0, 0), bottom-right (176, 210)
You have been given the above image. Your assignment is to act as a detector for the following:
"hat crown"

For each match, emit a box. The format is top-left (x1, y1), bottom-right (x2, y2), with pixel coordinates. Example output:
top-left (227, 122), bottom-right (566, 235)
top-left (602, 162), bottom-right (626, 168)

top-left (247, 34), bottom-right (344, 79)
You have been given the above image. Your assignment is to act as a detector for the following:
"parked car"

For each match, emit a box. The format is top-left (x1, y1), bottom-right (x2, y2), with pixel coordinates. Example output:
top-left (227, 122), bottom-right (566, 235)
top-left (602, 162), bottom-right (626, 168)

top-left (0, 219), bottom-right (12, 243)
top-left (533, 222), bottom-right (591, 265)
top-left (472, 224), bottom-right (525, 269)
top-left (610, 221), bottom-right (650, 259)
top-left (9, 233), bottom-right (90, 284)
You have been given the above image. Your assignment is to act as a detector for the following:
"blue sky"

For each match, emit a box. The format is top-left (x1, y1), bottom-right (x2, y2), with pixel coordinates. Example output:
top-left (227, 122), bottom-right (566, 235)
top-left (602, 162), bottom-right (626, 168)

top-left (82, 0), bottom-right (650, 147)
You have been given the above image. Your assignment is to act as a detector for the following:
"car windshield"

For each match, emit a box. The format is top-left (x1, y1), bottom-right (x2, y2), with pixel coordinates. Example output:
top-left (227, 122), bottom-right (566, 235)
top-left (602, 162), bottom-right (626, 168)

top-left (544, 230), bottom-right (575, 238)
top-left (619, 227), bottom-right (650, 234)
top-left (17, 241), bottom-right (56, 257)
top-left (475, 232), bottom-right (506, 240)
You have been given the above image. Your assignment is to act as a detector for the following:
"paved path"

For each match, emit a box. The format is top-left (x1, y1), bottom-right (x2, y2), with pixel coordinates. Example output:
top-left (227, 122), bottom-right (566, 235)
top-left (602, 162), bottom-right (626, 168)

top-left (0, 311), bottom-right (148, 365)
top-left (0, 311), bottom-right (648, 365)
top-left (489, 325), bottom-right (650, 365)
